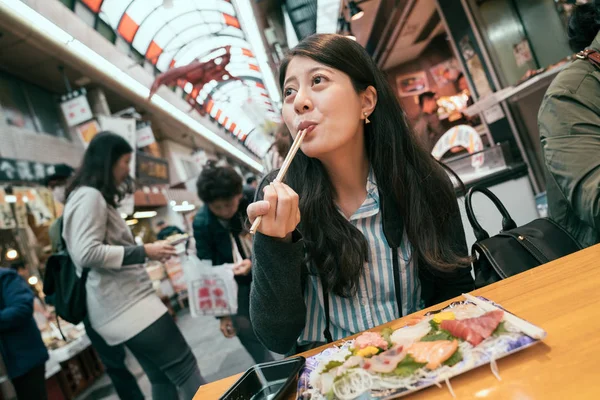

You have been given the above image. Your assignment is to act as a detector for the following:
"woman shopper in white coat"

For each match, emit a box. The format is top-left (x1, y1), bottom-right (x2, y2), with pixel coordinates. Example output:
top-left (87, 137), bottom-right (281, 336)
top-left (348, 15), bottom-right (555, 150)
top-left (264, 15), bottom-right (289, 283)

top-left (62, 132), bottom-right (205, 399)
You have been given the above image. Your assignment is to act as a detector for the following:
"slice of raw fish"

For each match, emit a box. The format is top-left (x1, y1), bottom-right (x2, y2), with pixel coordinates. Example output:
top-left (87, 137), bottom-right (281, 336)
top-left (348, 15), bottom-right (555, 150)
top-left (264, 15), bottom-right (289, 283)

top-left (440, 310), bottom-right (504, 346)
top-left (362, 345), bottom-right (406, 374)
top-left (390, 319), bottom-right (432, 347)
top-left (407, 340), bottom-right (459, 370)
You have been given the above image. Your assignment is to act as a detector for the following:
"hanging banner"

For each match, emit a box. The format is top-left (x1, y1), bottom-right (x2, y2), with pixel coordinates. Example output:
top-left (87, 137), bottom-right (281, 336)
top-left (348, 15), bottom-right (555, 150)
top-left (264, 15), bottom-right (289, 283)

top-left (76, 120), bottom-right (101, 148)
top-left (0, 158), bottom-right (55, 183)
top-left (60, 89), bottom-right (93, 127)
top-left (136, 122), bottom-right (156, 148)
top-left (0, 188), bottom-right (17, 229)
top-left (12, 188), bottom-right (29, 228)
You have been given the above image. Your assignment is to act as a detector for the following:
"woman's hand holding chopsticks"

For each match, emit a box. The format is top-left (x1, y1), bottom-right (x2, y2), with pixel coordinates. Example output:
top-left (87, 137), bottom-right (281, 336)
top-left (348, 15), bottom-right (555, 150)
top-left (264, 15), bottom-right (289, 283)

top-left (249, 126), bottom-right (311, 234)
top-left (247, 181), bottom-right (300, 242)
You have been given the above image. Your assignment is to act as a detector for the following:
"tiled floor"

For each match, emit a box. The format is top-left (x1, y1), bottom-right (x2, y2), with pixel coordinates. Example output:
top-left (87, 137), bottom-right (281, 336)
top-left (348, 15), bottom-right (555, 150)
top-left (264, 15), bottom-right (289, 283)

top-left (74, 310), bottom-right (281, 399)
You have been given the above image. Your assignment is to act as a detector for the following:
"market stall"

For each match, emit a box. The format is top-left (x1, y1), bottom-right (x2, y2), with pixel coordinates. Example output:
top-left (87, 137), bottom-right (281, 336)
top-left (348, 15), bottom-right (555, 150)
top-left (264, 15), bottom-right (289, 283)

top-left (0, 175), bottom-right (104, 400)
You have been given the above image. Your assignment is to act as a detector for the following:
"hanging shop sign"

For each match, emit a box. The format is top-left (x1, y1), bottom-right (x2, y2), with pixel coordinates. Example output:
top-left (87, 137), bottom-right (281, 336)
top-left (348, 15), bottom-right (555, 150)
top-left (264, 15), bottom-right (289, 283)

top-left (430, 59), bottom-right (461, 87)
top-left (76, 119), bottom-right (101, 148)
top-left (432, 125), bottom-right (485, 168)
top-left (513, 39), bottom-right (534, 67)
top-left (135, 121), bottom-right (156, 148)
top-left (396, 71), bottom-right (430, 97)
top-left (0, 158), bottom-right (56, 183)
top-left (0, 188), bottom-right (17, 229)
top-left (60, 89), bottom-right (93, 127)
top-left (136, 152), bottom-right (169, 185)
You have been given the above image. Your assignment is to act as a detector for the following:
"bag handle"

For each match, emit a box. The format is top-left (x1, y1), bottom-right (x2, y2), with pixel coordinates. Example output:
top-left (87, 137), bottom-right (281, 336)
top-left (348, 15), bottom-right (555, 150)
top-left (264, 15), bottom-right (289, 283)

top-left (465, 186), bottom-right (517, 241)
top-left (576, 49), bottom-right (600, 70)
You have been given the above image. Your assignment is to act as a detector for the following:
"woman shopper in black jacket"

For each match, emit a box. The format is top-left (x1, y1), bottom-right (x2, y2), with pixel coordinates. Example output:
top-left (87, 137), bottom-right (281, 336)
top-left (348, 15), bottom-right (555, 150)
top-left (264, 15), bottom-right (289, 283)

top-left (248, 34), bottom-right (474, 355)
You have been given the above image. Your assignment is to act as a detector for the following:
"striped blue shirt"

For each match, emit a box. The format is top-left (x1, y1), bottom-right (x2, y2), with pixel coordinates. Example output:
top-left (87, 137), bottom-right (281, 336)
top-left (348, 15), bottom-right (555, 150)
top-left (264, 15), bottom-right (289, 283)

top-left (298, 173), bottom-right (422, 344)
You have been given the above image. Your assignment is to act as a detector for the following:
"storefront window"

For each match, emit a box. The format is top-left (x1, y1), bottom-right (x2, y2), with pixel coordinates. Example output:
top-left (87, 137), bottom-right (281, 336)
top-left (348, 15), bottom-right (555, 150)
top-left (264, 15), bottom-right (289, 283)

top-left (24, 84), bottom-right (69, 139)
top-left (470, 0), bottom-right (572, 87)
top-left (0, 72), bottom-right (36, 131)
top-left (0, 71), bottom-right (68, 139)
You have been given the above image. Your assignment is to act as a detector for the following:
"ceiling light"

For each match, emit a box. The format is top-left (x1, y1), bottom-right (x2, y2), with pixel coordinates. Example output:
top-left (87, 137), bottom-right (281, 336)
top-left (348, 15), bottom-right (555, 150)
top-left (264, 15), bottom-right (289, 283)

top-left (182, 201), bottom-right (189, 206)
top-left (126, 219), bottom-right (139, 226)
top-left (22, 196), bottom-right (29, 203)
top-left (214, 57), bottom-right (223, 66)
top-left (28, 276), bottom-right (38, 285)
top-left (5, 195), bottom-right (16, 203)
top-left (133, 211), bottom-right (158, 219)
top-left (348, 1), bottom-right (364, 21)
top-left (121, 213), bottom-right (128, 219)
top-left (172, 204), bottom-right (196, 212)
top-left (6, 249), bottom-right (18, 260)
top-left (169, 200), bottom-right (176, 206)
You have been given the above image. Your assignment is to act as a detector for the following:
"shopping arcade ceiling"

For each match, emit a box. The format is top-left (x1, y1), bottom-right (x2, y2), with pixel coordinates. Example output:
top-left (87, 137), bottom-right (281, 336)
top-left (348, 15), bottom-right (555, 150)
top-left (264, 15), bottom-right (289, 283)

top-left (80, 0), bottom-right (279, 156)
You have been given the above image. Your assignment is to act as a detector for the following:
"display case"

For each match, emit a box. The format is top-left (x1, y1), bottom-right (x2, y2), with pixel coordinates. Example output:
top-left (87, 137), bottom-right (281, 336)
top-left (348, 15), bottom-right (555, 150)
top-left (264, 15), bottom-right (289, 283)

top-left (444, 142), bottom-right (514, 187)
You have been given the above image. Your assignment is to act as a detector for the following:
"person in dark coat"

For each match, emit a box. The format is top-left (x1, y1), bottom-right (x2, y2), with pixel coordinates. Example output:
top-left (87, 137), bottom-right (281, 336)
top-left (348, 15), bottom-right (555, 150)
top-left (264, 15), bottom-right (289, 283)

top-left (192, 161), bottom-right (273, 364)
top-left (0, 267), bottom-right (49, 400)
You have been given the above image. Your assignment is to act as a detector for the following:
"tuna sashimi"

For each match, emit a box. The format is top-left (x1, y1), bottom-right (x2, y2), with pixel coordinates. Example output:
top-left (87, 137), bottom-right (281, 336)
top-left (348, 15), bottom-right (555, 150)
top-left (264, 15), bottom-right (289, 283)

top-left (440, 310), bottom-right (504, 346)
top-left (407, 340), bottom-right (458, 370)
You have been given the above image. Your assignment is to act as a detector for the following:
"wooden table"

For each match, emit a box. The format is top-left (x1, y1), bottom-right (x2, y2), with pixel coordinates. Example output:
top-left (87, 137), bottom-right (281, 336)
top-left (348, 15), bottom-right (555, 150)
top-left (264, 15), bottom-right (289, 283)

top-left (196, 244), bottom-right (600, 399)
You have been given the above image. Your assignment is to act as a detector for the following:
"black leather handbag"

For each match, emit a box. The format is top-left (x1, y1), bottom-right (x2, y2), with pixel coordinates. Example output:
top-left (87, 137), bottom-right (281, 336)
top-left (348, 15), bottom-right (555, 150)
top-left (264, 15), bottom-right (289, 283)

top-left (465, 186), bottom-right (582, 289)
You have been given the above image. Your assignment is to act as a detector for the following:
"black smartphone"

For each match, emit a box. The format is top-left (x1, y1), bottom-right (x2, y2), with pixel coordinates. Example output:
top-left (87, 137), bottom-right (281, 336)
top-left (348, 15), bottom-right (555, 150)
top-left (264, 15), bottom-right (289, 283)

top-left (220, 356), bottom-right (306, 400)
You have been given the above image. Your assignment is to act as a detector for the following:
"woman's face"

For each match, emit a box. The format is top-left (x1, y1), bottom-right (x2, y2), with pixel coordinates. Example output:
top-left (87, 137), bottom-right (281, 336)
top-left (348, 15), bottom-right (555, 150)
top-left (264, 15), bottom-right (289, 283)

top-left (282, 56), bottom-right (375, 159)
top-left (113, 153), bottom-right (132, 185)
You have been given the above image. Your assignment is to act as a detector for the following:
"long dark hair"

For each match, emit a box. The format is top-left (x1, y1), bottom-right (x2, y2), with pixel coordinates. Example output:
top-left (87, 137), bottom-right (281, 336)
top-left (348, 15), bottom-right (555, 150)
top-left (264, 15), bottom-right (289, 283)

top-left (568, 0), bottom-right (600, 52)
top-left (66, 131), bottom-right (134, 208)
top-left (280, 34), bottom-right (471, 297)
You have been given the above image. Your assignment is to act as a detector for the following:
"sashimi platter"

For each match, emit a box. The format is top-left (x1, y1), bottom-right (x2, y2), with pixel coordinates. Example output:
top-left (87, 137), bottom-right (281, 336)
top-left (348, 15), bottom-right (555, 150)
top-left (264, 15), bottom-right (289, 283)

top-left (297, 295), bottom-right (547, 399)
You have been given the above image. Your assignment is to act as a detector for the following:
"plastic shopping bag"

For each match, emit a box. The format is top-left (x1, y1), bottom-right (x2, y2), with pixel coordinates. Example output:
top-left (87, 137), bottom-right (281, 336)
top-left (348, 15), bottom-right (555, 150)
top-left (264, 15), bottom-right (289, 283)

top-left (180, 254), bottom-right (238, 318)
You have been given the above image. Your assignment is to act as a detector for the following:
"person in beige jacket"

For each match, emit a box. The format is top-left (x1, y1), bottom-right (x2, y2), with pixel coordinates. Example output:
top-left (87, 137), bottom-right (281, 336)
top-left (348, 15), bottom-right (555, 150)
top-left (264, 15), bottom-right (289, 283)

top-left (63, 132), bottom-right (205, 399)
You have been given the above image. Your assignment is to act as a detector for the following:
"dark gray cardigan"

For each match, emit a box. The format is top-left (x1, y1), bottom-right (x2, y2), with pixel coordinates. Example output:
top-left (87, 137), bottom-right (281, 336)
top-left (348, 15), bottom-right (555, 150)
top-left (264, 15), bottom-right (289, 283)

top-left (250, 173), bottom-right (474, 354)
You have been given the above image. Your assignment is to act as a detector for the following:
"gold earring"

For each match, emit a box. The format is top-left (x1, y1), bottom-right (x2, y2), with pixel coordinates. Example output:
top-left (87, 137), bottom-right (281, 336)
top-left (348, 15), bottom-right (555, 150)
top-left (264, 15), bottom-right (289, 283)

top-left (364, 112), bottom-right (371, 124)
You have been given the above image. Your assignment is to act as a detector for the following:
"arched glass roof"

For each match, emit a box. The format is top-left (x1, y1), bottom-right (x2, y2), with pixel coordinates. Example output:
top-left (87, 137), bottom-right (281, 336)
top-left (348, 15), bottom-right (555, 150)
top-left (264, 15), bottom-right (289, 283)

top-left (81, 0), bottom-right (278, 156)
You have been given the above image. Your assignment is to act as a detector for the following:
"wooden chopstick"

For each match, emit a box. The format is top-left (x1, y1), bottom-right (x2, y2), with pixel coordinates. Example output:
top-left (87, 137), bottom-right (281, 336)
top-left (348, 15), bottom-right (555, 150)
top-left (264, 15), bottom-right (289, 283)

top-left (249, 128), bottom-right (308, 234)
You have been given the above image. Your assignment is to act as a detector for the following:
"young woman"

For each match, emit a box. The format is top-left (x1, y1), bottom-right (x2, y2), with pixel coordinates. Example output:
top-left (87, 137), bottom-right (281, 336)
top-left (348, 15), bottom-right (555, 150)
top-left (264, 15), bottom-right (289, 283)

top-left (248, 34), bottom-right (474, 355)
top-left (62, 132), bottom-right (204, 399)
